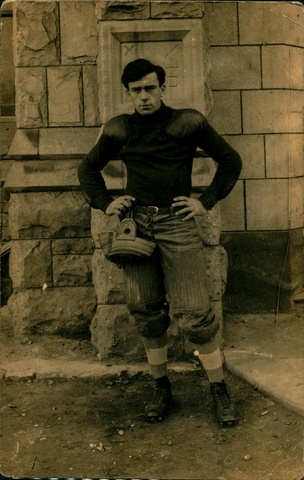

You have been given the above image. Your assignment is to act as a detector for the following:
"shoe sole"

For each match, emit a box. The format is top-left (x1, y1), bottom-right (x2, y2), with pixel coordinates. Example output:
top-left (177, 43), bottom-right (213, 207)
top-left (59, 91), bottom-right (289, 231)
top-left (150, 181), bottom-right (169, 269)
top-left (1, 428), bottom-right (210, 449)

top-left (145, 399), bottom-right (174, 423)
top-left (219, 415), bottom-right (238, 427)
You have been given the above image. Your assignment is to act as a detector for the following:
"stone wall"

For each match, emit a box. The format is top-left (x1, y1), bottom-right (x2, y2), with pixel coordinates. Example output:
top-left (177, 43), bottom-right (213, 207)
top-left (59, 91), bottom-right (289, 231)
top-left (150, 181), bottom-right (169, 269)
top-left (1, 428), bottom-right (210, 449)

top-left (6, 1), bottom-right (227, 359)
top-left (6, 161), bottom-right (97, 337)
top-left (204, 2), bottom-right (303, 313)
top-left (3, 1), bottom-right (304, 355)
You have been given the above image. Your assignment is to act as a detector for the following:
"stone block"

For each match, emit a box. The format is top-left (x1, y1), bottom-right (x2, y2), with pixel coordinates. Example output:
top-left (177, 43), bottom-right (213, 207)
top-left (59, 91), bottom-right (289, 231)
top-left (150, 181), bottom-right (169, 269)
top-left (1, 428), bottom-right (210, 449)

top-left (262, 46), bottom-right (304, 90)
top-left (14, 2), bottom-right (60, 66)
top-left (16, 68), bottom-right (47, 128)
top-left (7, 129), bottom-right (39, 159)
top-left (0, 188), bottom-right (10, 214)
top-left (53, 254), bottom-right (93, 287)
top-left (96, 1), bottom-right (150, 20)
top-left (221, 229), bottom-right (304, 313)
top-left (220, 181), bottom-right (245, 232)
top-left (4, 160), bottom-right (81, 191)
top-left (1, 228), bottom-right (11, 243)
top-left (92, 249), bottom-right (125, 304)
top-left (265, 134), bottom-right (304, 178)
top-left (1, 16), bottom-right (14, 113)
top-left (9, 191), bottom-right (91, 239)
top-left (209, 46), bottom-right (261, 90)
top-left (83, 66), bottom-right (101, 126)
top-left (1, 167), bottom-right (13, 198)
top-left (60, 1), bottom-right (98, 64)
top-left (192, 156), bottom-right (217, 188)
top-left (195, 202), bottom-right (222, 246)
top-left (223, 135), bottom-right (265, 180)
top-left (208, 91), bottom-right (241, 135)
top-left (48, 67), bottom-right (83, 126)
top-left (204, 2), bottom-right (238, 46)
top-left (0, 213), bottom-right (9, 227)
top-left (89, 304), bottom-right (141, 360)
top-left (239, 3), bottom-right (303, 47)
top-left (1, 119), bottom-right (16, 158)
top-left (204, 245), bottom-right (228, 302)
top-left (52, 238), bottom-right (95, 255)
top-left (151, 2), bottom-right (203, 18)
top-left (7, 286), bottom-right (96, 337)
top-left (212, 301), bottom-right (223, 335)
top-left (246, 179), bottom-right (301, 231)
top-left (290, 178), bottom-right (304, 230)
top-left (39, 128), bottom-right (100, 158)
top-left (0, 161), bottom-right (13, 185)
top-left (242, 90), bottom-right (303, 134)
top-left (10, 240), bottom-right (52, 289)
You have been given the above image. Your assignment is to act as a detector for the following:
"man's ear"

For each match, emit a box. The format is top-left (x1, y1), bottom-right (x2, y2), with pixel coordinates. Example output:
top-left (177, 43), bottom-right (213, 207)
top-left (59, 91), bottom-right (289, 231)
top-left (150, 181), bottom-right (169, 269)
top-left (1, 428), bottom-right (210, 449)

top-left (125, 88), bottom-right (131, 100)
top-left (160, 84), bottom-right (166, 96)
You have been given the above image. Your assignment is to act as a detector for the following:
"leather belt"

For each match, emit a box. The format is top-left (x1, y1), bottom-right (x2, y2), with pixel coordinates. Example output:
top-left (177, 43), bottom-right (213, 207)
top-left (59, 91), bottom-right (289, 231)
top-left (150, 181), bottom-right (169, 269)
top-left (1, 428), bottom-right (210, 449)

top-left (133, 205), bottom-right (177, 217)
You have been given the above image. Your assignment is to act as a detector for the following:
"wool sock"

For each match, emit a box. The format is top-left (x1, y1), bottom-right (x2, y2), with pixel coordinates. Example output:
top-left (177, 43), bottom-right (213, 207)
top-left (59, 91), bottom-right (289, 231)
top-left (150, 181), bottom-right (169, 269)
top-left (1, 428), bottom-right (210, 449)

top-left (193, 333), bottom-right (224, 383)
top-left (142, 333), bottom-right (168, 379)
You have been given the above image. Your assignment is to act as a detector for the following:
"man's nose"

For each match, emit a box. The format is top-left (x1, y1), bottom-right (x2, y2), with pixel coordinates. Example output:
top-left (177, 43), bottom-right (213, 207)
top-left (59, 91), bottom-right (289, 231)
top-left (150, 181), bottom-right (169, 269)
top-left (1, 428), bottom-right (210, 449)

top-left (140, 88), bottom-right (149, 100)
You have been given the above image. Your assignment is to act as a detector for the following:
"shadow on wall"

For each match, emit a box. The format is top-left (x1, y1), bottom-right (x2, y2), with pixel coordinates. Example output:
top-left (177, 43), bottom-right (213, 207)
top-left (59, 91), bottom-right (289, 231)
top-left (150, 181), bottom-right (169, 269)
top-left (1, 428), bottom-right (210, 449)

top-left (1, 244), bottom-right (13, 306)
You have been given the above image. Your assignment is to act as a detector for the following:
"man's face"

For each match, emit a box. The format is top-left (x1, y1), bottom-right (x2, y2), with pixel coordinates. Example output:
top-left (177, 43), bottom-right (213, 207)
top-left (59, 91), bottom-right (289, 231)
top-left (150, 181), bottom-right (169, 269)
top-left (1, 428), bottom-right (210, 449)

top-left (126, 72), bottom-right (165, 116)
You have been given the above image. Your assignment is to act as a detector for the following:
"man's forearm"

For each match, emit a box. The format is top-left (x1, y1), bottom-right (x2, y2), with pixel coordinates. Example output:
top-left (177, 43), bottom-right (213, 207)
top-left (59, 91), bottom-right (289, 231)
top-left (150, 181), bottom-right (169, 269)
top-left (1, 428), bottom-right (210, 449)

top-left (77, 143), bottom-right (114, 212)
top-left (198, 124), bottom-right (242, 210)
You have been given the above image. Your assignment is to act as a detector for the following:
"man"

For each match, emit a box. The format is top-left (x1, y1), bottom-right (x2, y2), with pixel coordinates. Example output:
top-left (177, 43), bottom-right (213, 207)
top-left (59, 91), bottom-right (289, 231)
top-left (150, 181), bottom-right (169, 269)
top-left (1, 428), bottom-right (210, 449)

top-left (78, 59), bottom-right (242, 425)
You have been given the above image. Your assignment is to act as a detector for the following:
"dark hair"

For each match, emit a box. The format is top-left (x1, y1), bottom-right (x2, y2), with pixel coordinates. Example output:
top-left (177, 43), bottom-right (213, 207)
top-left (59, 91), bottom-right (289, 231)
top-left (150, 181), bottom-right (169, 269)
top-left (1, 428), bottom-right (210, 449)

top-left (121, 59), bottom-right (166, 89)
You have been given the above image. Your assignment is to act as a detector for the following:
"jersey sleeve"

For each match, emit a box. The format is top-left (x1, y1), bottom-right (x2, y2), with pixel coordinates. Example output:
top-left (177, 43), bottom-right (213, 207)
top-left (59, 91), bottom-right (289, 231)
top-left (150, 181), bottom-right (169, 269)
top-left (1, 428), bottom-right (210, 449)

top-left (167, 109), bottom-right (242, 210)
top-left (195, 119), bottom-right (242, 210)
top-left (77, 115), bottom-right (128, 212)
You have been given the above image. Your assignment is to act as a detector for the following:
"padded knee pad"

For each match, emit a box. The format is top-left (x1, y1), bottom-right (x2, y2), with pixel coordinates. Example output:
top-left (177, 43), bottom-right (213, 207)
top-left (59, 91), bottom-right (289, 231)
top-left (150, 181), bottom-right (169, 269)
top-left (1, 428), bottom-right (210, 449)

top-left (178, 309), bottom-right (220, 345)
top-left (128, 297), bottom-right (170, 338)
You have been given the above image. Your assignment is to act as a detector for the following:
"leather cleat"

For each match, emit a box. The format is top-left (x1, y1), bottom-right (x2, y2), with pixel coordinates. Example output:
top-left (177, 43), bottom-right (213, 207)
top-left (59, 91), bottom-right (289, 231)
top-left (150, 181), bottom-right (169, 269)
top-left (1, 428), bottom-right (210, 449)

top-left (145, 379), bottom-right (173, 422)
top-left (210, 380), bottom-right (238, 426)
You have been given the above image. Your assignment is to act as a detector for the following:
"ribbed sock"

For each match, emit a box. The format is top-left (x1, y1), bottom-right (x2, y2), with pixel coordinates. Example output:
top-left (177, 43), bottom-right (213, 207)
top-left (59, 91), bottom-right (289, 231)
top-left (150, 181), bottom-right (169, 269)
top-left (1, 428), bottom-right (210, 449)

top-left (193, 333), bottom-right (224, 383)
top-left (142, 333), bottom-right (168, 379)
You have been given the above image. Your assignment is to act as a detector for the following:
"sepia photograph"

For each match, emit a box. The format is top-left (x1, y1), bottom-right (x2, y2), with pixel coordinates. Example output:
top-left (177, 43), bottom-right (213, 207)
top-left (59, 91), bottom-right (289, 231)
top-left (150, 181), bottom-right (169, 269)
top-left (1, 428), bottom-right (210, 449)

top-left (0, 1), bottom-right (303, 479)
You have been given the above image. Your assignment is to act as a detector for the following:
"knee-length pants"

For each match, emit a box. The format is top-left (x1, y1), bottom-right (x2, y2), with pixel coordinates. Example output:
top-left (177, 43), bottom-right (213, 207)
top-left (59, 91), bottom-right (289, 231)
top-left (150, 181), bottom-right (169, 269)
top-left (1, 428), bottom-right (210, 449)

top-left (122, 212), bottom-right (219, 345)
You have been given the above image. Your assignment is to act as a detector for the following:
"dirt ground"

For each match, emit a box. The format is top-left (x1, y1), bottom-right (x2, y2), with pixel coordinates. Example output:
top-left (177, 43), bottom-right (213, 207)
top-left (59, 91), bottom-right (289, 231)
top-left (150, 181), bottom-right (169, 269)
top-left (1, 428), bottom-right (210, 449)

top-left (1, 343), bottom-right (304, 480)
top-left (0, 307), bottom-right (303, 480)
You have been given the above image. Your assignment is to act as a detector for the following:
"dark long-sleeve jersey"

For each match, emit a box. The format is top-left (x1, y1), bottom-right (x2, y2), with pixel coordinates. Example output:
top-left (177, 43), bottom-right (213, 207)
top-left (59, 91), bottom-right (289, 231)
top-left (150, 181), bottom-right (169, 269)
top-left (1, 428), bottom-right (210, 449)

top-left (78, 102), bottom-right (242, 212)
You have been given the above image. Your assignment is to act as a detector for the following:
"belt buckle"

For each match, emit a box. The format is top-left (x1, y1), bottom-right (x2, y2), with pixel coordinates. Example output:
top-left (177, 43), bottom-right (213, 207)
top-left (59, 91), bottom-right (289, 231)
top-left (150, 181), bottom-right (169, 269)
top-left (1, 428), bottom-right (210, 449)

top-left (146, 206), bottom-right (159, 216)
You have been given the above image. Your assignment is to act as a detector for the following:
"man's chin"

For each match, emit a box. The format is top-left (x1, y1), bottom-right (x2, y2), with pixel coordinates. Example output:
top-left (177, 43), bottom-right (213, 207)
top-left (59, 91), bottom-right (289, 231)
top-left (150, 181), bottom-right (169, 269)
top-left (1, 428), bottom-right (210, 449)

top-left (136, 106), bottom-right (158, 116)
top-left (138, 108), bottom-right (153, 115)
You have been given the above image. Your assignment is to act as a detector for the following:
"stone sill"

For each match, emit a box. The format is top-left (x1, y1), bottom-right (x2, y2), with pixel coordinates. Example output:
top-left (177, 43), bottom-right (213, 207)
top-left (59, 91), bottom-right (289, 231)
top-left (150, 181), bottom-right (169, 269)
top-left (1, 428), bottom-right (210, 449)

top-left (3, 159), bottom-right (125, 195)
top-left (7, 128), bottom-right (210, 160)
top-left (4, 159), bottom-right (212, 197)
top-left (7, 127), bottom-right (101, 160)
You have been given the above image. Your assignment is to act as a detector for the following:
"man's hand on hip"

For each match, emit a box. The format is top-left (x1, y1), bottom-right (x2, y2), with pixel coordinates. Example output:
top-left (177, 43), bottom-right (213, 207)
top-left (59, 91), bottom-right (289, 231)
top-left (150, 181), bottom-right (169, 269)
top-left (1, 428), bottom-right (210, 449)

top-left (172, 196), bottom-right (207, 221)
top-left (105, 195), bottom-right (136, 216)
